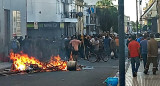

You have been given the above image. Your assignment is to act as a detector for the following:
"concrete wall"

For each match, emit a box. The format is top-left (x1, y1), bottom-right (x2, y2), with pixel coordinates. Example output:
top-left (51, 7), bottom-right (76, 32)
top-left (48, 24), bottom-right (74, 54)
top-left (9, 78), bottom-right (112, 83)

top-left (0, 0), bottom-right (4, 53)
top-left (0, 0), bottom-right (26, 57)
top-left (27, 0), bottom-right (62, 22)
top-left (11, 0), bottom-right (27, 38)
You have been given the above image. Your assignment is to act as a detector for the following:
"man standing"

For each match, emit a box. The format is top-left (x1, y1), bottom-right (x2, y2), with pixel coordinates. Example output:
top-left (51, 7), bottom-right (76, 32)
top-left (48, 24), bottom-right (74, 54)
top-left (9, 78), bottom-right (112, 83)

top-left (104, 35), bottom-right (111, 58)
top-left (93, 37), bottom-right (100, 62)
top-left (64, 36), bottom-right (71, 60)
top-left (140, 34), bottom-right (148, 69)
top-left (128, 35), bottom-right (140, 77)
top-left (115, 36), bottom-right (119, 56)
top-left (144, 34), bottom-right (158, 75)
top-left (126, 36), bottom-right (131, 47)
top-left (70, 36), bottom-right (81, 61)
top-left (110, 35), bottom-right (118, 59)
top-left (10, 36), bottom-right (20, 53)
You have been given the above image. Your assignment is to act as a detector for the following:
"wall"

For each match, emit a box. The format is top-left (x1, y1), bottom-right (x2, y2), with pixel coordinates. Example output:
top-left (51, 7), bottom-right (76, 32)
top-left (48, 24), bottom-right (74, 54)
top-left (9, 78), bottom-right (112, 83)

top-left (27, 0), bottom-right (62, 22)
top-left (0, 0), bottom-right (27, 58)
top-left (0, 0), bottom-right (4, 53)
top-left (11, 0), bottom-right (27, 38)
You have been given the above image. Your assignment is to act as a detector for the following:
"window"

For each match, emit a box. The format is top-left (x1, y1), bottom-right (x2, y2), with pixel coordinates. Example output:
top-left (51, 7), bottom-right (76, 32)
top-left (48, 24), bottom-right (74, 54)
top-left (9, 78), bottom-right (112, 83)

top-left (13, 11), bottom-right (21, 36)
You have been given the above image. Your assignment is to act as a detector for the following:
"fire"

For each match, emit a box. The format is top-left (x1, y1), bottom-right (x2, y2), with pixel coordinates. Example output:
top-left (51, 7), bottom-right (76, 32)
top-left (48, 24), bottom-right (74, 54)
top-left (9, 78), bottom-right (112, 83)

top-left (47, 55), bottom-right (67, 70)
top-left (10, 52), bottom-right (67, 71)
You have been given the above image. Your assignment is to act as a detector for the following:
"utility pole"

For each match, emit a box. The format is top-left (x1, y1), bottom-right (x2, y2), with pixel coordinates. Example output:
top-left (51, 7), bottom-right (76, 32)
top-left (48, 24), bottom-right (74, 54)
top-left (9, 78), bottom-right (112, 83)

top-left (139, 0), bottom-right (142, 33)
top-left (118, 0), bottom-right (125, 86)
top-left (136, 0), bottom-right (139, 35)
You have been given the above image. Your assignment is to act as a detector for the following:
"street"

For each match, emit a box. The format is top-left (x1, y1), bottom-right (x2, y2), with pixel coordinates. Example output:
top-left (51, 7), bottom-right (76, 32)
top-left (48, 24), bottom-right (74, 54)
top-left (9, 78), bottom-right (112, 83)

top-left (0, 59), bottom-right (118, 86)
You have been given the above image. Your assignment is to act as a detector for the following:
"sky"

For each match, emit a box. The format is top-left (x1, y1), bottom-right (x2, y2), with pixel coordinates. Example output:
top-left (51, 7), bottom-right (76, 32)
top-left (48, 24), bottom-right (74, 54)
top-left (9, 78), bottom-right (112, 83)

top-left (84, 0), bottom-right (148, 22)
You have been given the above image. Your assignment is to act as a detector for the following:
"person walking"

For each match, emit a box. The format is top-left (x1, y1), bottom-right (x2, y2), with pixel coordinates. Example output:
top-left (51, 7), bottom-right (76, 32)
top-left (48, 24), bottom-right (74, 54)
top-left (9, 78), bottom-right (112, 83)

top-left (144, 34), bottom-right (158, 75)
top-left (110, 35), bottom-right (118, 59)
top-left (126, 36), bottom-right (131, 47)
top-left (128, 35), bottom-right (140, 77)
top-left (104, 35), bottom-right (111, 58)
top-left (84, 35), bottom-right (91, 60)
top-left (10, 36), bottom-right (20, 53)
top-left (64, 36), bottom-right (71, 60)
top-left (93, 37), bottom-right (100, 62)
top-left (140, 34), bottom-right (148, 69)
top-left (17, 36), bottom-right (23, 51)
top-left (115, 36), bottom-right (119, 56)
top-left (70, 36), bottom-right (81, 61)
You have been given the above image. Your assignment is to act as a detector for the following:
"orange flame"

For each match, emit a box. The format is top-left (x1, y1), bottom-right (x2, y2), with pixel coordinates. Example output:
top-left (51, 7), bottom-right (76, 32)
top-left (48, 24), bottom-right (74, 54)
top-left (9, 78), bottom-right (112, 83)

top-left (47, 55), bottom-right (67, 70)
top-left (10, 52), bottom-right (67, 71)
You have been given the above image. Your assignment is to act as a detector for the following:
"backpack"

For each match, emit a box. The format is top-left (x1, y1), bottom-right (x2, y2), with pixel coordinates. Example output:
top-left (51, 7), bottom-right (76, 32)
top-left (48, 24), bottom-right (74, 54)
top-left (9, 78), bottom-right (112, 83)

top-left (11, 40), bottom-right (18, 49)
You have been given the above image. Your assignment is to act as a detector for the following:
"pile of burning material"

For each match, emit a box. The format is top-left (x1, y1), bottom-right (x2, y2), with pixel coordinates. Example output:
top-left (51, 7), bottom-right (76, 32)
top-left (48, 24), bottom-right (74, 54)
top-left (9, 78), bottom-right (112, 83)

top-left (9, 52), bottom-right (68, 73)
top-left (0, 52), bottom-right (85, 76)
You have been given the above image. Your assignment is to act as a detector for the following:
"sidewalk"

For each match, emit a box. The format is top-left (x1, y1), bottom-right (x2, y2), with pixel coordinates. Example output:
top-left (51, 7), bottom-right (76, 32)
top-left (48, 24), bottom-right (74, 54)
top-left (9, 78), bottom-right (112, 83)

top-left (126, 62), bottom-right (160, 86)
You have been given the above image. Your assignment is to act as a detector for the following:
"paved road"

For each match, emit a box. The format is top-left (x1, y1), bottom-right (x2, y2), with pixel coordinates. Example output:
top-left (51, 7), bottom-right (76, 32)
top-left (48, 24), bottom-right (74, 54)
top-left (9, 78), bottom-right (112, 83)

top-left (0, 59), bottom-right (119, 86)
top-left (0, 39), bottom-right (129, 86)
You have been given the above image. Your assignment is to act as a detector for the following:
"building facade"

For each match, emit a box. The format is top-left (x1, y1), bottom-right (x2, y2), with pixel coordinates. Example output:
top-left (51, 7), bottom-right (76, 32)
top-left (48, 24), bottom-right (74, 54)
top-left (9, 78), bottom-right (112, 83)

top-left (0, 0), bottom-right (27, 58)
top-left (27, 0), bottom-right (79, 38)
top-left (124, 16), bottom-right (132, 34)
top-left (141, 0), bottom-right (158, 33)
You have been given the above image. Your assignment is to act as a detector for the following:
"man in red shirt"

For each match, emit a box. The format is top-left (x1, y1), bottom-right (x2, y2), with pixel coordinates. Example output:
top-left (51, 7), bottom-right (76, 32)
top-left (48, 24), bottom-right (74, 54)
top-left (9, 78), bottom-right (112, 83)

top-left (128, 35), bottom-right (140, 77)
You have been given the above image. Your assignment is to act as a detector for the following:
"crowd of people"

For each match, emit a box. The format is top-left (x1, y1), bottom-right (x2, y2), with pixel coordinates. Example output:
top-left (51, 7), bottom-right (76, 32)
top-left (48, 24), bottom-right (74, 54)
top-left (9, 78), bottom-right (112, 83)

top-left (64, 33), bottom-right (120, 62)
top-left (10, 33), bottom-right (120, 62)
top-left (9, 31), bottom-right (160, 79)
top-left (9, 32), bottom-right (160, 76)
top-left (127, 33), bottom-right (160, 77)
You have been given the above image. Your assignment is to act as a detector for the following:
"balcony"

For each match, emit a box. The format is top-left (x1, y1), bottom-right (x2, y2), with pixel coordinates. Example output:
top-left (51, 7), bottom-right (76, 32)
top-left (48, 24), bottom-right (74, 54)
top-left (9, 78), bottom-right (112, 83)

top-left (61, 12), bottom-right (78, 22)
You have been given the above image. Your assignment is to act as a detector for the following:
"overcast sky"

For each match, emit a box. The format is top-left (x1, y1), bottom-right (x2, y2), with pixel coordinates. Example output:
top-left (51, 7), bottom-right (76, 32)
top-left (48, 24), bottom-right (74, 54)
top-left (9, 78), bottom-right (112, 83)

top-left (84, 0), bottom-right (147, 22)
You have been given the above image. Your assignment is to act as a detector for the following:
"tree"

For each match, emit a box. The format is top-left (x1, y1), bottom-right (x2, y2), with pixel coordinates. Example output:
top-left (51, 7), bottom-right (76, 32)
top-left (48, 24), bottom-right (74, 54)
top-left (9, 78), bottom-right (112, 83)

top-left (131, 21), bottom-right (136, 32)
top-left (131, 21), bottom-right (141, 32)
top-left (96, 0), bottom-right (118, 32)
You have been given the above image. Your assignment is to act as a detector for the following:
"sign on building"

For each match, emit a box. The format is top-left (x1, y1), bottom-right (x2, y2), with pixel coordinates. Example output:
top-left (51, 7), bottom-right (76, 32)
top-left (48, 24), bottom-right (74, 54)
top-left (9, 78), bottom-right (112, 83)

top-left (34, 22), bottom-right (38, 29)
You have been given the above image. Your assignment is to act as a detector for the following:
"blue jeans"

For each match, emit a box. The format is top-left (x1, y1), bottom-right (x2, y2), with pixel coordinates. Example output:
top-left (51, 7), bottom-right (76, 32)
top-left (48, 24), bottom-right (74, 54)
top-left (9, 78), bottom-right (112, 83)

top-left (131, 57), bottom-right (140, 75)
top-left (141, 54), bottom-right (147, 68)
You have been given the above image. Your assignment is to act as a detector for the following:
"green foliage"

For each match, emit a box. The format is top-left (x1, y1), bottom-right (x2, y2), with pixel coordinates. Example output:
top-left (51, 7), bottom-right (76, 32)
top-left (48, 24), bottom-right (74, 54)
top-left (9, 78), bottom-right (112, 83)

top-left (131, 21), bottom-right (136, 32)
top-left (96, 0), bottom-right (113, 7)
top-left (131, 21), bottom-right (142, 32)
top-left (96, 0), bottom-right (118, 32)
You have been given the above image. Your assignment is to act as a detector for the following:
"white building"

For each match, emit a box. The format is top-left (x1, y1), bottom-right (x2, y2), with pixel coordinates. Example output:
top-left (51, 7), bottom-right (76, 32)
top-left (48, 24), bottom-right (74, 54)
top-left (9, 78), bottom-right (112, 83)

top-left (0, 0), bottom-right (27, 58)
top-left (124, 16), bottom-right (132, 34)
top-left (27, 0), bottom-right (78, 38)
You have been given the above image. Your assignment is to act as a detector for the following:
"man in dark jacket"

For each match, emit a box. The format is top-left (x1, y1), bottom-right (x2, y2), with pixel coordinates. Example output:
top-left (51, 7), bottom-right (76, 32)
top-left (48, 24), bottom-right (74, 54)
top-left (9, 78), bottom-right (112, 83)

top-left (144, 34), bottom-right (158, 75)
top-left (140, 34), bottom-right (148, 69)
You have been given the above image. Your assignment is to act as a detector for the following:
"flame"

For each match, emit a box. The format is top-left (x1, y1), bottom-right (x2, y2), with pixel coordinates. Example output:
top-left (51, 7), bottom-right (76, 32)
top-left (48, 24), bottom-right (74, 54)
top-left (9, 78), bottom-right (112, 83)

top-left (47, 55), bottom-right (67, 70)
top-left (10, 52), bottom-right (67, 71)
